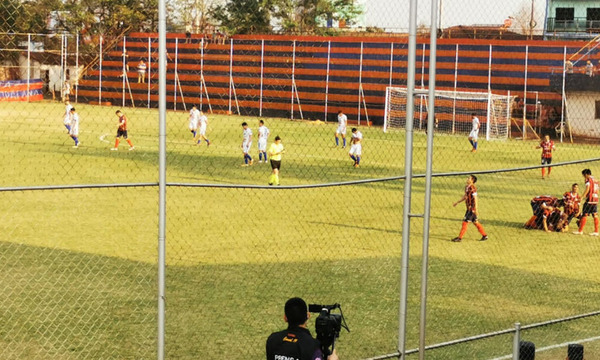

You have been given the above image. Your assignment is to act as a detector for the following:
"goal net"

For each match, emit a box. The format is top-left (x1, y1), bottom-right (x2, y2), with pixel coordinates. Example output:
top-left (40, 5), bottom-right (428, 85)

top-left (383, 87), bottom-right (514, 140)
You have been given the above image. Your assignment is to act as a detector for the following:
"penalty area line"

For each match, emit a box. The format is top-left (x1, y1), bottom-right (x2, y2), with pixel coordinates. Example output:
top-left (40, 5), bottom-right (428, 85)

top-left (99, 134), bottom-right (111, 144)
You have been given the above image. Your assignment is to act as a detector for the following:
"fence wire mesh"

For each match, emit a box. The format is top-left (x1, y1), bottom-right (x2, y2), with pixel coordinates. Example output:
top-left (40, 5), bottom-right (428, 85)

top-left (1, 0), bottom-right (600, 359)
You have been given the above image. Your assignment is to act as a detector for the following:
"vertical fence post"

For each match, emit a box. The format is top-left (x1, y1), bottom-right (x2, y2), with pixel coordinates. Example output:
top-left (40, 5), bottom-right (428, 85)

top-left (200, 37), bottom-right (204, 109)
top-left (512, 322), bottom-right (522, 360)
top-left (291, 40), bottom-right (296, 120)
top-left (486, 45), bottom-right (493, 141)
top-left (523, 45), bottom-right (529, 140)
top-left (389, 42), bottom-right (394, 88)
top-left (174, 38), bottom-right (179, 111)
top-left (560, 46), bottom-right (567, 143)
top-left (60, 34), bottom-right (65, 92)
top-left (26, 34), bottom-right (31, 102)
top-left (122, 36), bottom-right (126, 107)
top-left (228, 39), bottom-right (233, 114)
top-left (148, 37), bottom-right (151, 108)
top-left (324, 40), bottom-right (331, 122)
top-left (75, 34), bottom-right (79, 103)
top-left (358, 41), bottom-right (364, 126)
top-left (452, 44), bottom-right (459, 134)
top-left (420, 42), bottom-right (426, 88)
top-left (507, 90), bottom-right (512, 138)
top-left (99, 35), bottom-right (103, 105)
top-left (259, 39), bottom-right (264, 117)
top-left (399, 0), bottom-right (418, 358)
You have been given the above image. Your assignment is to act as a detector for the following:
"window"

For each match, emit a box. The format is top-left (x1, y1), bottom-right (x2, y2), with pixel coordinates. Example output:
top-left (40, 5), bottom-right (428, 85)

top-left (556, 8), bottom-right (575, 21)
top-left (587, 8), bottom-right (600, 30)
top-left (596, 100), bottom-right (600, 120)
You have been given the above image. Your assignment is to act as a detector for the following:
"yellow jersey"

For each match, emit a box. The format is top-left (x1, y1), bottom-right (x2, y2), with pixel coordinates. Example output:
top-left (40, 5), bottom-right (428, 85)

top-left (268, 143), bottom-right (284, 161)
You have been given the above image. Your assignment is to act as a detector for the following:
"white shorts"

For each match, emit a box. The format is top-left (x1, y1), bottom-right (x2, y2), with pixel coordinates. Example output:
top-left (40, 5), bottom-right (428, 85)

top-left (242, 141), bottom-right (252, 153)
top-left (469, 129), bottom-right (479, 140)
top-left (63, 116), bottom-right (71, 125)
top-left (69, 123), bottom-right (79, 136)
top-left (198, 123), bottom-right (207, 136)
top-left (189, 120), bottom-right (198, 131)
top-left (349, 144), bottom-right (362, 156)
top-left (258, 138), bottom-right (267, 151)
top-left (336, 125), bottom-right (346, 135)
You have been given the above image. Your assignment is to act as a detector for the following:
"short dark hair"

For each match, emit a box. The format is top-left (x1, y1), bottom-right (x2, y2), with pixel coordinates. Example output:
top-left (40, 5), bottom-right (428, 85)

top-left (582, 169), bottom-right (592, 176)
top-left (115, 110), bottom-right (122, 114)
top-left (259, 120), bottom-right (264, 124)
top-left (285, 297), bottom-right (308, 328)
top-left (70, 108), bottom-right (75, 112)
top-left (471, 113), bottom-right (476, 117)
top-left (351, 127), bottom-right (357, 132)
top-left (470, 174), bottom-right (477, 183)
top-left (338, 110), bottom-right (343, 114)
top-left (275, 135), bottom-right (281, 141)
top-left (572, 183), bottom-right (578, 188)
top-left (241, 122), bottom-right (247, 126)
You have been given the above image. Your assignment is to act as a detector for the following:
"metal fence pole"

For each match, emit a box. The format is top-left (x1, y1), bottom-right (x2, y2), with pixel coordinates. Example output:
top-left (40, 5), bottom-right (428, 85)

top-left (358, 41), bottom-right (364, 126)
top-left (174, 38), bottom-right (179, 111)
top-left (259, 39), bottom-right (264, 117)
top-left (228, 39), bottom-right (233, 114)
top-left (560, 46), bottom-right (567, 143)
top-left (398, 0), bottom-right (418, 358)
top-left (75, 34), bottom-right (79, 103)
top-left (523, 45), bottom-right (529, 139)
top-left (148, 37), bottom-right (151, 108)
top-left (324, 40), bottom-right (331, 122)
top-left (157, 0), bottom-right (167, 356)
top-left (122, 36), bottom-right (126, 107)
top-left (99, 35), bottom-right (103, 105)
top-left (26, 34), bottom-right (31, 102)
top-left (452, 44), bottom-right (458, 133)
top-left (419, 0), bottom-right (439, 358)
top-left (291, 40), bottom-right (296, 120)
top-left (512, 322), bottom-right (521, 360)
top-left (420, 43), bottom-right (426, 88)
top-left (389, 42), bottom-right (394, 88)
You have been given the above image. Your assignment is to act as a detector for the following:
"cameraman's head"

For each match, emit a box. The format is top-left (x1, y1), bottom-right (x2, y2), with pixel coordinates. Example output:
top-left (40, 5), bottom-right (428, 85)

top-left (284, 297), bottom-right (309, 328)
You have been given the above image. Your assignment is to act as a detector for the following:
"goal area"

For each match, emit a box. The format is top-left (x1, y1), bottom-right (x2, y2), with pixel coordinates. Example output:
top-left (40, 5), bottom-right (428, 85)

top-left (383, 87), bottom-right (514, 140)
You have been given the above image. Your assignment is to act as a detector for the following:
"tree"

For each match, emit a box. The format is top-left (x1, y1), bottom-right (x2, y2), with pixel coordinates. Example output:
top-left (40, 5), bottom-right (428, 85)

top-left (212, 0), bottom-right (274, 35)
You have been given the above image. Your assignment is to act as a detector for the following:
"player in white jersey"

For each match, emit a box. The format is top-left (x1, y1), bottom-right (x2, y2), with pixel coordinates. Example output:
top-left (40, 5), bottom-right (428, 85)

top-left (349, 127), bottom-right (363, 168)
top-left (63, 100), bottom-right (73, 132)
top-left (188, 105), bottom-right (200, 140)
top-left (68, 107), bottom-right (80, 148)
top-left (468, 113), bottom-right (480, 153)
top-left (195, 109), bottom-right (211, 146)
top-left (241, 122), bottom-right (253, 166)
top-left (257, 119), bottom-right (270, 163)
top-left (335, 110), bottom-right (348, 148)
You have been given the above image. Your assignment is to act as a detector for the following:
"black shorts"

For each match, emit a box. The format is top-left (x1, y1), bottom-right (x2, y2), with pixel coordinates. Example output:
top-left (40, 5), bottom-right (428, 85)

top-left (116, 129), bottom-right (128, 138)
top-left (531, 201), bottom-right (543, 217)
top-left (566, 212), bottom-right (579, 224)
top-left (541, 157), bottom-right (552, 166)
top-left (463, 210), bottom-right (478, 223)
top-left (270, 160), bottom-right (281, 170)
top-left (581, 202), bottom-right (597, 216)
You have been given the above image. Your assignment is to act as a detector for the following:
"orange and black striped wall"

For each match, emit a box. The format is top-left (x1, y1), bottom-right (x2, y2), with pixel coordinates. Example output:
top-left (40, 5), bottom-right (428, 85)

top-left (77, 33), bottom-right (599, 126)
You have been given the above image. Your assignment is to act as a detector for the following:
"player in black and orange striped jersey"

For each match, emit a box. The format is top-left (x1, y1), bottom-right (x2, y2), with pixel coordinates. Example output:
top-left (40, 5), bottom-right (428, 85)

top-left (562, 183), bottom-right (581, 231)
top-left (524, 195), bottom-right (560, 232)
top-left (574, 169), bottom-right (599, 235)
top-left (452, 175), bottom-right (488, 242)
top-left (536, 134), bottom-right (555, 179)
top-left (111, 110), bottom-right (135, 151)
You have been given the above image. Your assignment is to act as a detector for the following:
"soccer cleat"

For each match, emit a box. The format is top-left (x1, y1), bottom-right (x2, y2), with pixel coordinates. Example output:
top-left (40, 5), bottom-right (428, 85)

top-left (479, 235), bottom-right (488, 241)
top-left (111, 148), bottom-right (118, 151)
top-left (258, 160), bottom-right (263, 163)
top-left (128, 146), bottom-right (135, 151)
top-left (590, 232), bottom-right (599, 236)
top-left (451, 237), bottom-right (462, 242)
top-left (72, 145), bottom-right (79, 148)
top-left (573, 231), bottom-right (583, 235)
top-left (249, 160), bottom-right (254, 165)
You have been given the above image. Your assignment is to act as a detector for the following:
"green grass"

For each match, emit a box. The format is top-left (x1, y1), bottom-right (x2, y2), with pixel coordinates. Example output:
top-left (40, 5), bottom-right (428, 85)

top-left (0, 101), bottom-right (599, 359)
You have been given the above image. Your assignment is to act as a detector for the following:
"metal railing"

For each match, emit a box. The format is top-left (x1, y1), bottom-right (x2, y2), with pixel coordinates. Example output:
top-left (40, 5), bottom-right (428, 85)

top-left (546, 18), bottom-right (600, 33)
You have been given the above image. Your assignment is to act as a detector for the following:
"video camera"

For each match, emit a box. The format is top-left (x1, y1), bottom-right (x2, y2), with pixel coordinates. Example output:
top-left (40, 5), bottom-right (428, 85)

top-left (308, 303), bottom-right (350, 357)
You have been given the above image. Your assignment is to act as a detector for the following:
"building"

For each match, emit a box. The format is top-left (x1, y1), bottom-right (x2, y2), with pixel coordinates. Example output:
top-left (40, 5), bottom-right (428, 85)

top-left (544, 0), bottom-right (600, 39)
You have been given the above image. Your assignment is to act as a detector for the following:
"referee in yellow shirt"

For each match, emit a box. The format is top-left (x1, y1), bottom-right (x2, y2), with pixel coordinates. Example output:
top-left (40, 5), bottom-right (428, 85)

top-left (268, 136), bottom-right (285, 185)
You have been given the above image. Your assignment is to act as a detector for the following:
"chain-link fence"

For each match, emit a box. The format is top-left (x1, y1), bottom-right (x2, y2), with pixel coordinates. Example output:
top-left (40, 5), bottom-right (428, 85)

top-left (2, 0), bottom-right (600, 359)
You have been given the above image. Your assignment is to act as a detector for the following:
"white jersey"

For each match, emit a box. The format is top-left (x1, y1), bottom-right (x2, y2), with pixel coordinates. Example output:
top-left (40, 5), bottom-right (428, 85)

top-left (189, 108), bottom-right (200, 130)
top-left (63, 104), bottom-right (73, 125)
top-left (258, 125), bottom-right (270, 151)
top-left (198, 113), bottom-right (208, 135)
top-left (242, 127), bottom-right (253, 152)
top-left (469, 116), bottom-right (480, 140)
top-left (69, 113), bottom-right (79, 136)
top-left (349, 131), bottom-right (363, 155)
top-left (336, 113), bottom-right (348, 134)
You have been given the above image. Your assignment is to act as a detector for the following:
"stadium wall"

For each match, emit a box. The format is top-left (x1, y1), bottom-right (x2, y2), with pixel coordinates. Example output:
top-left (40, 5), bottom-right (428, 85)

top-left (77, 33), bottom-right (600, 126)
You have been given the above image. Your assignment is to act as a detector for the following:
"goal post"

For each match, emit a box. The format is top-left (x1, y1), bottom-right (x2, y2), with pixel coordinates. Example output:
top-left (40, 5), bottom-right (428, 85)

top-left (383, 87), bottom-right (514, 141)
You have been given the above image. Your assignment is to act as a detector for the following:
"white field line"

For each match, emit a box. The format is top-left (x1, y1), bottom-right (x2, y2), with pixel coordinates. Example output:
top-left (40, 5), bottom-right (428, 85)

top-left (488, 335), bottom-right (600, 360)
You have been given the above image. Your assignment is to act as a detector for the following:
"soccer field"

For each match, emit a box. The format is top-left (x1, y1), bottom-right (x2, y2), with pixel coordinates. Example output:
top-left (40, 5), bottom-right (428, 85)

top-left (0, 101), bottom-right (599, 359)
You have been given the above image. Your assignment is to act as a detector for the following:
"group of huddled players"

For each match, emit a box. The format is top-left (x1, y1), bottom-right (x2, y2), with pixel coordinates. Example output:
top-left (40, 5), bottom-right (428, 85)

top-left (525, 169), bottom-right (599, 235)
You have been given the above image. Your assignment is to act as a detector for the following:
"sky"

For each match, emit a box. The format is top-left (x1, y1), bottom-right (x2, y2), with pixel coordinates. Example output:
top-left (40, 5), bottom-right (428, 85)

top-left (359, 0), bottom-right (548, 32)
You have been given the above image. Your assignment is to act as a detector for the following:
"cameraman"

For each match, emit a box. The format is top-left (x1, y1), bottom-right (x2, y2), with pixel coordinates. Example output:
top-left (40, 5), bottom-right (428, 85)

top-left (266, 297), bottom-right (339, 360)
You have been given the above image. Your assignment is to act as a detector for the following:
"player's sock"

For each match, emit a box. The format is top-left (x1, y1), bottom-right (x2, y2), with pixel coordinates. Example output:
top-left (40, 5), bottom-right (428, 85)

top-left (127, 139), bottom-right (133, 147)
top-left (343, 138), bottom-right (346, 147)
top-left (114, 139), bottom-right (120, 148)
top-left (259, 153), bottom-right (262, 161)
top-left (474, 141), bottom-right (478, 150)
top-left (594, 217), bottom-right (599, 232)
top-left (475, 222), bottom-right (486, 236)
top-left (192, 130), bottom-right (196, 137)
top-left (356, 156), bottom-right (360, 165)
top-left (73, 137), bottom-right (79, 146)
top-left (548, 167), bottom-right (552, 175)
top-left (541, 168), bottom-right (546, 177)
top-left (205, 139), bottom-right (210, 144)
top-left (350, 155), bottom-right (356, 163)
top-left (275, 174), bottom-right (280, 185)
top-left (335, 137), bottom-right (339, 146)
top-left (458, 222), bottom-right (468, 239)
top-left (65, 124), bottom-right (71, 131)
top-left (244, 155), bottom-right (249, 164)
top-left (264, 152), bottom-right (267, 161)
top-left (579, 216), bottom-right (587, 232)
top-left (469, 139), bottom-right (474, 147)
